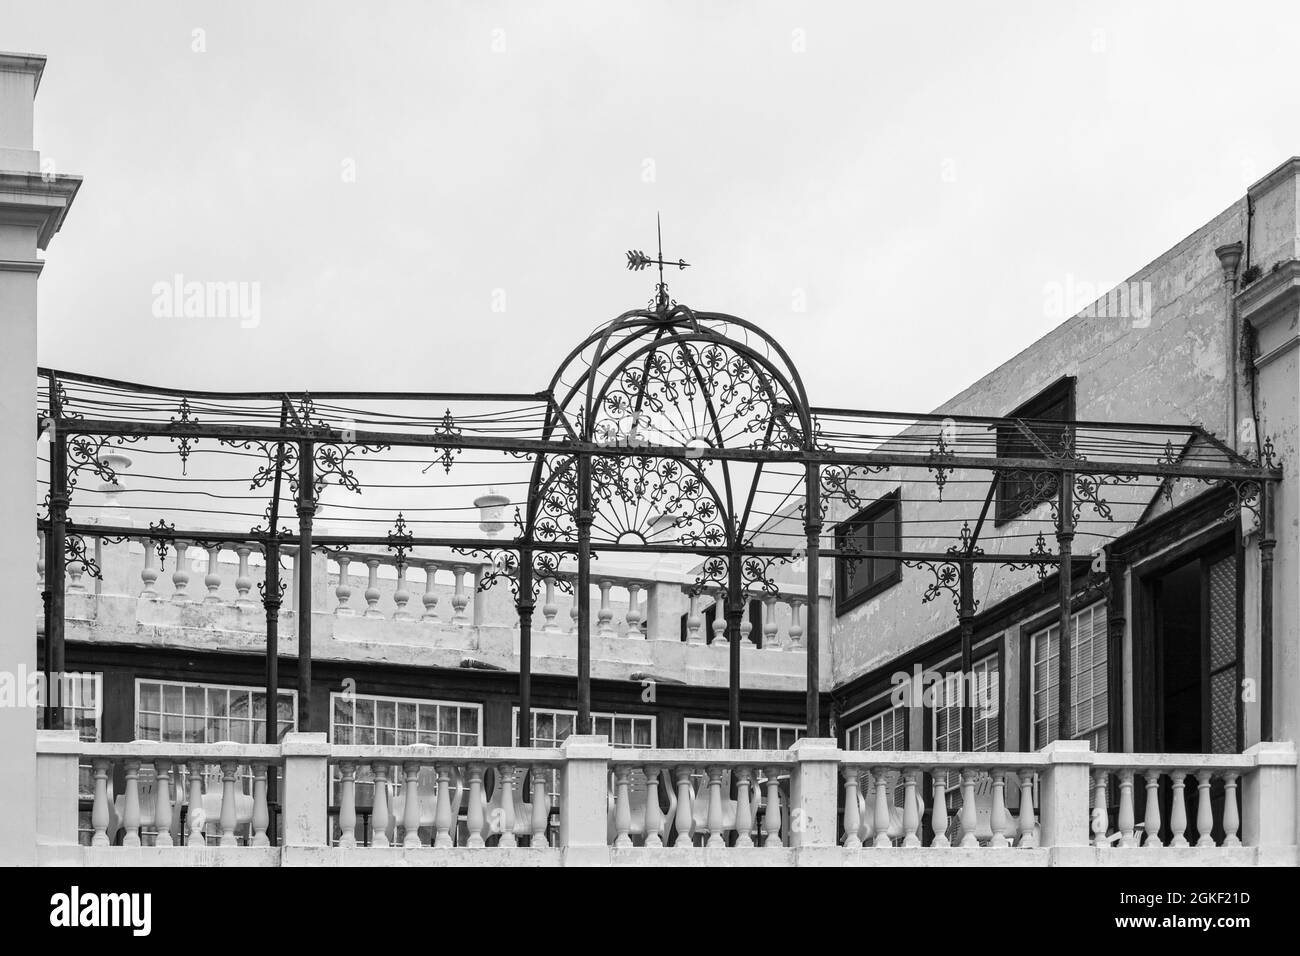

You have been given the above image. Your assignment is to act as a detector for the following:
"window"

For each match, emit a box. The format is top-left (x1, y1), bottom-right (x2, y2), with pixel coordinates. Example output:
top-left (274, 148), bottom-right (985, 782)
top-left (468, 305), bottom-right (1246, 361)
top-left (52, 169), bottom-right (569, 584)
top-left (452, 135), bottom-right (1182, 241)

top-left (683, 718), bottom-right (802, 750)
top-left (846, 704), bottom-right (907, 751)
top-left (835, 490), bottom-right (902, 613)
top-left (514, 707), bottom-right (655, 749)
top-left (331, 693), bottom-right (481, 747)
top-left (136, 679), bottom-right (296, 744)
top-left (995, 377), bottom-right (1075, 523)
top-left (1029, 602), bottom-right (1108, 751)
top-left (931, 653), bottom-right (1001, 755)
top-left (38, 672), bottom-right (101, 845)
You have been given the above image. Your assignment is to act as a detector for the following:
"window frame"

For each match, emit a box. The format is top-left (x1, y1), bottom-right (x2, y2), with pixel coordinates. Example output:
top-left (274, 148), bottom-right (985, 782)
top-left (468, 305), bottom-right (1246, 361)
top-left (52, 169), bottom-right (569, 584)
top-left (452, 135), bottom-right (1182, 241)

top-left (994, 376), bottom-right (1076, 525)
top-left (845, 700), bottom-right (909, 752)
top-left (1025, 600), bottom-right (1109, 751)
top-left (512, 706), bottom-right (656, 749)
top-left (682, 717), bottom-right (803, 751)
top-left (834, 489), bottom-right (903, 615)
top-left (329, 690), bottom-right (483, 747)
top-left (135, 678), bottom-right (298, 744)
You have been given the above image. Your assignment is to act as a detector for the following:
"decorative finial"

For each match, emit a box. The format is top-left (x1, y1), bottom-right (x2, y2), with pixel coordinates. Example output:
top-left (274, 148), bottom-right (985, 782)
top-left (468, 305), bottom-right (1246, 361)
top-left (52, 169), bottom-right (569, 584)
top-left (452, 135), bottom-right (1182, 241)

top-left (626, 213), bottom-right (690, 312)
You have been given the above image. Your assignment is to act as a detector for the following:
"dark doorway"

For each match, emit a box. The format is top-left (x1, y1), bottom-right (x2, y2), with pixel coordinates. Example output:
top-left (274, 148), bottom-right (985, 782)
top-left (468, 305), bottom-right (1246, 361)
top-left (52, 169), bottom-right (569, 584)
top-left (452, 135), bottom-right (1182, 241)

top-left (1140, 540), bottom-right (1240, 755)
top-left (1158, 561), bottom-right (1203, 753)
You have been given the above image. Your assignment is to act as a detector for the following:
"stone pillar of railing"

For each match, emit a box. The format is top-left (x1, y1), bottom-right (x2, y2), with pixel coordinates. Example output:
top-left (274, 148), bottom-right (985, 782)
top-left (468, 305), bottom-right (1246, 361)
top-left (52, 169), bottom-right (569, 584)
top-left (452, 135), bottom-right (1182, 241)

top-left (559, 735), bottom-right (613, 865)
top-left (204, 546), bottom-right (223, 603)
top-left (789, 738), bottom-right (839, 853)
top-left (335, 556), bottom-right (354, 615)
top-left (140, 544), bottom-right (159, 599)
top-left (596, 581), bottom-right (614, 637)
top-left (35, 730), bottom-right (81, 856)
top-left (450, 565), bottom-right (469, 625)
top-left (788, 599), bottom-right (804, 649)
top-left (685, 590), bottom-right (704, 644)
top-left (644, 581), bottom-right (678, 641)
top-left (363, 559), bottom-right (382, 618)
top-left (421, 562), bottom-right (440, 622)
top-left (625, 583), bottom-right (643, 638)
top-left (171, 540), bottom-right (191, 603)
top-left (281, 732), bottom-right (329, 854)
top-left (235, 546), bottom-right (254, 607)
top-left (711, 591), bottom-right (727, 645)
top-left (1038, 740), bottom-right (1092, 863)
top-left (1241, 741), bottom-right (1298, 865)
top-left (392, 564), bottom-right (412, 621)
top-left (541, 578), bottom-right (558, 633)
top-left (762, 595), bottom-right (779, 650)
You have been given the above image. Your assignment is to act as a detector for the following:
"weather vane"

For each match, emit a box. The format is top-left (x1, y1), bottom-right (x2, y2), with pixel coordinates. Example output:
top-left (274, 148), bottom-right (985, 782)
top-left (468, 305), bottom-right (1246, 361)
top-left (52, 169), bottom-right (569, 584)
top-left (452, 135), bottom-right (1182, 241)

top-left (626, 213), bottom-right (690, 313)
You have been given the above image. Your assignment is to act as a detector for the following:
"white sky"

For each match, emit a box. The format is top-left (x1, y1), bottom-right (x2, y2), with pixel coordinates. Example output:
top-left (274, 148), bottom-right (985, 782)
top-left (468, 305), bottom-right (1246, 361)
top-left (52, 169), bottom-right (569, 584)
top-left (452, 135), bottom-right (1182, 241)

top-left (9, 0), bottom-right (1300, 415)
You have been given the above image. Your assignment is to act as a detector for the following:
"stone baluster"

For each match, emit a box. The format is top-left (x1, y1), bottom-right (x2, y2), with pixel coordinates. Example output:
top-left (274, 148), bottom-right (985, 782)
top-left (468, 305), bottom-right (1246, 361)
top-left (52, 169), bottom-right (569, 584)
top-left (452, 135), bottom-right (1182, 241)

top-left (597, 580), bottom-right (614, 636)
top-left (959, 769), bottom-right (979, 847)
top-left (401, 761), bottom-right (422, 847)
top-left (188, 760), bottom-right (205, 845)
top-left (989, 770), bottom-right (1010, 847)
top-left (420, 563), bottom-right (439, 621)
top-left (613, 765), bottom-right (634, 848)
top-left (531, 765), bottom-right (551, 848)
top-left (121, 758), bottom-right (142, 846)
top-left (685, 592), bottom-right (704, 644)
top-left (1195, 770), bottom-right (1215, 847)
top-left (393, 565), bottom-right (412, 621)
top-left (1143, 769), bottom-right (1162, 848)
top-left (569, 598), bottom-right (579, 634)
top-left (203, 546), bottom-right (222, 603)
top-left (872, 768), bottom-right (892, 847)
top-left (903, 768), bottom-right (923, 847)
top-left (673, 766), bottom-right (694, 847)
top-left (763, 595), bottom-right (779, 649)
top-left (541, 579), bottom-right (558, 633)
top-left (1092, 770), bottom-right (1109, 846)
top-left (67, 553), bottom-right (85, 593)
top-left (711, 593), bottom-right (728, 645)
top-left (334, 556), bottom-right (353, 615)
top-left (740, 611), bottom-right (753, 645)
top-left (1116, 769), bottom-right (1135, 847)
top-left (451, 566), bottom-right (470, 625)
top-left (1221, 772), bottom-right (1241, 847)
top-left (734, 767), bottom-right (754, 848)
top-left (434, 765), bottom-right (454, 848)
top-left (705, 766), bottom-right (726, 847)
top-left (1016, 769), bottom-right (1036, 847)
top-left (1169, 770), bottom-right (1189, 847)
top-left (931, 773), bottom-right (950, 847)
top-left (152, 760), bottom-right (173, 847)
top-left (370, 762), bottom-right (390, 847)
top-left (625, 583), bottom-right (643, 637)
top-left (171, 541), bottom-right (191, 603)
top-left (842, 766), bottom-right (863, 848)
top-left (859, 770), bottom-right (874, 845)
top-left (251, 762), bottom-right (270, 846)
top-left (788, 599), bottom-right (804, 649)
top-left (337, 761), bottom-right (357, 848)
top-left (219, 760), bottom-right (239, 846)
top-left (497, 764), bottom-right (518, 847)
top-left (235, 546), bottom-right (254, 607)
top-left (363, 559), bottom-right (382, 618)
top-left (763, 767), bottom-right (783, 847)
top-left (141, 545), bottom-right (158, 598)
top-left (466, 764), bottom-right (486, 847)
top-left (91, 758), bottom-right (111, 846)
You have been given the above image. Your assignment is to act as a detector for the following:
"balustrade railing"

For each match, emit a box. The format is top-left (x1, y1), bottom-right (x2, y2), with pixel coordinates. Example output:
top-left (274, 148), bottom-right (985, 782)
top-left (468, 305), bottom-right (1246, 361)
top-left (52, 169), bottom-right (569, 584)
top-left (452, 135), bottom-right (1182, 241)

top-left (45, 532), bottom-right (815, 648)
top-left (35, 733), bottom-right (1296, 865)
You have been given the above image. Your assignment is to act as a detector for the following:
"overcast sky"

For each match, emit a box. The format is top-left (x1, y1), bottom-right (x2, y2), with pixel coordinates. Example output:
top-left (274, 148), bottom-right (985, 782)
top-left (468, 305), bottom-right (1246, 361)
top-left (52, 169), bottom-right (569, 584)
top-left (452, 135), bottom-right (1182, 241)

top-left (8, 0), bottom-right (1300, 414)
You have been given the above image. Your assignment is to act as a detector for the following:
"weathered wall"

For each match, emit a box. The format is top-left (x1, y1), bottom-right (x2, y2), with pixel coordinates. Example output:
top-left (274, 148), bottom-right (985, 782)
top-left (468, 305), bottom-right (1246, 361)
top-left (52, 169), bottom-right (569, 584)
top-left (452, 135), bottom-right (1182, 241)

top-left (827, 195), bottom-right (1251, 692)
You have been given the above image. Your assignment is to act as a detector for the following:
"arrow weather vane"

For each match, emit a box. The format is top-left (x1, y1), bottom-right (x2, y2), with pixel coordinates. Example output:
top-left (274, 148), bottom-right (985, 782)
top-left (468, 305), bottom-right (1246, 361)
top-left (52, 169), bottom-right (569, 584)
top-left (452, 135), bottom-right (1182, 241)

top-left (626, 213), bottom-right (690, 313)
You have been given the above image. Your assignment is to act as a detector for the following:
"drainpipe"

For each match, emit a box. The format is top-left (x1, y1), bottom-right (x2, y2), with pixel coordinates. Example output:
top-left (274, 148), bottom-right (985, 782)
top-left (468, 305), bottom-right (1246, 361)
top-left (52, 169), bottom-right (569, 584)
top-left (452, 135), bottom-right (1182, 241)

top-left (1214, 241), bottom-right (1244, 451)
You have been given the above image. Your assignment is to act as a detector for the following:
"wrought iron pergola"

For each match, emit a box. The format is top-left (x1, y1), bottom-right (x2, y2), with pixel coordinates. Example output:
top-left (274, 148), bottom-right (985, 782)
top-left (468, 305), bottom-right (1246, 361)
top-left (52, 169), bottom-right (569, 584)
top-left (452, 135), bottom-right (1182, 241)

top-left (35, 262), bottom-right (1282, 756)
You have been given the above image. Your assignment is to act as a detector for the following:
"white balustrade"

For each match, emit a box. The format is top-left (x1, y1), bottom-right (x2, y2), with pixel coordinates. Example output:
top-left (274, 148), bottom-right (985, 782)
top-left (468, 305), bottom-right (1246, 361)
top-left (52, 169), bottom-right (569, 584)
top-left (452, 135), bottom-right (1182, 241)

top-left (392, 564), bottom-right (412, 621)
top-left (363, 558), bottom-right (382, 618)
top-left (171, 540), bottom-right (191, 603)
top-left (235, 546), bottom-right (254, 607)
top-left (421, 563), bottom-right (440, 622)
